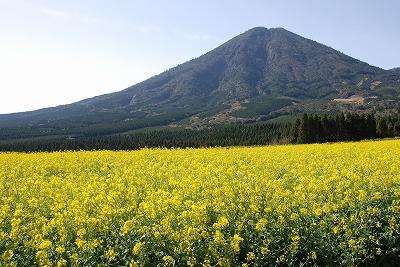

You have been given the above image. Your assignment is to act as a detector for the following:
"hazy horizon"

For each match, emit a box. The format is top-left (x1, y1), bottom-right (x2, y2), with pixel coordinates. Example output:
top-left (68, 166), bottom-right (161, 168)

top-left (1, 0), bottom-right (399, 114)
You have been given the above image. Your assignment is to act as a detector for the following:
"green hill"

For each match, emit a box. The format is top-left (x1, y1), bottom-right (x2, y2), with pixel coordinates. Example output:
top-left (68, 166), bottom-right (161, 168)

top-left (0, 27), bottom-right (399, 141)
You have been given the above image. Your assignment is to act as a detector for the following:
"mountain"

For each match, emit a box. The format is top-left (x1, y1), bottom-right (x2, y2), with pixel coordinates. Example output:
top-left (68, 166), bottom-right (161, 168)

top-left (390, 67), bottom-right (400, 74)
top-left (0, 27), bottom-right (399, 141)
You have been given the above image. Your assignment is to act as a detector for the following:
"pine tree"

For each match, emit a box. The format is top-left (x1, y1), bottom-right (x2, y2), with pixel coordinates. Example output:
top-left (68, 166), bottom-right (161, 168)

top-left (297, 114), bottom-right (310, 144)
top-left (377, 118), bottom-right (388, 138)
top-left (289, 118), bottom-right (300, 143)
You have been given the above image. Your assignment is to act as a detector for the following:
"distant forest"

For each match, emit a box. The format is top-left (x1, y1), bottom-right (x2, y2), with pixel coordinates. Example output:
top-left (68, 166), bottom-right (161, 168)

top-left (0, 113), bottom-right (399, 152)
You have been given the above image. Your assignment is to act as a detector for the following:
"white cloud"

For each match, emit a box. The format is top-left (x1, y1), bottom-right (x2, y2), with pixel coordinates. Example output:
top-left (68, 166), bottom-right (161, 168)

top-left (40, 7), bottom-right (69, 19)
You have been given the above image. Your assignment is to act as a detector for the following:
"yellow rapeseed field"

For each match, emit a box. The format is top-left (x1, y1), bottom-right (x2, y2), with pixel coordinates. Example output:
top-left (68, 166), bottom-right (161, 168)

top-left (0, 140), bottom-right (399, 266)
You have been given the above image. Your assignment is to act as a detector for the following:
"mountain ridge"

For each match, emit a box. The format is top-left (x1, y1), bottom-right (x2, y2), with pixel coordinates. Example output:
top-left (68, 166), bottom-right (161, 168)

top-left (0, 27), bottom-right (399, 140)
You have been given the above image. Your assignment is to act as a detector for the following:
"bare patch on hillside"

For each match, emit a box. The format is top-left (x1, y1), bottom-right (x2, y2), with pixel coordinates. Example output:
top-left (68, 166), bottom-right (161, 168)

top-left (370, 81), bottom-right (382, 89)
top-left (357, 78), bottom-right (368, 87)
top-left (333, 95), bottom-right (365, 105)
top-left (182, 101), bottom-right (249, 129)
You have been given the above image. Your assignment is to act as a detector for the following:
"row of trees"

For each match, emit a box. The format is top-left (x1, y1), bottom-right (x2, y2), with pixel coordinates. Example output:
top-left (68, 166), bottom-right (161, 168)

top-left (0, 113), bottom-right (399, 152)
top-left (376, 116), bottom-right (400, 138)
top-left (0, 123), bottom-right (287, 152)
top-left (289, 113), bottom-right (400, 144)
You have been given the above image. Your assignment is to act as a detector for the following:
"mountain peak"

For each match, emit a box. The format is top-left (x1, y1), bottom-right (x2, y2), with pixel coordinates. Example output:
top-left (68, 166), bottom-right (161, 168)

top-left (0, 27), bottom-right (399, 136)
top-left (244, 26), bottom-right (288, 32)
top-left (245, 26), bottom-right (269, 32)
top-left (238, 26), bottom-right (289, 37)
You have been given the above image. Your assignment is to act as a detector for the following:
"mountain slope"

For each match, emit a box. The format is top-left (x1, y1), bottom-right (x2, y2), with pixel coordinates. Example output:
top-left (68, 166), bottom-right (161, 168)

top-left (0, 27), bottom-right (399, 140)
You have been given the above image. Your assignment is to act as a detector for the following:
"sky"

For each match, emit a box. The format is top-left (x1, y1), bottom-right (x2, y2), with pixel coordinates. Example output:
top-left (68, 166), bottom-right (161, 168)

top-left (0, 0), bottom-right (399, 114)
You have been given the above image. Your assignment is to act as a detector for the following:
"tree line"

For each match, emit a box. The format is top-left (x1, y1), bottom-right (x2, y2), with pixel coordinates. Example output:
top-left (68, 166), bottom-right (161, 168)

top-left (289, 113), bottom-right (400, 144)
top-left (0, 123), bottom-right (287, 152)
top-left (0, 113), bottom-right (399, 152)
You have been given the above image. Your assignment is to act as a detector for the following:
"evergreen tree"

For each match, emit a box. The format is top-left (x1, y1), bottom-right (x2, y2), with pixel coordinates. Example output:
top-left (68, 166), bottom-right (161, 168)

top-left (377, 118), bottom-right (388, 137)
top-left (394, 120), bottom-right (400, 136)
top-left (289, 118), bottom-right (300, 143)
top-left (297, 114), bottom-right (310, 144)
top-left (337, 113), bottom-right (346, 141)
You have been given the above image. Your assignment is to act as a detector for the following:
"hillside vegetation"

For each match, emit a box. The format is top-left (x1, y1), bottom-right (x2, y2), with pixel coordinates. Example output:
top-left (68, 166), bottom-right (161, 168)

top-left (0, 27), bottom-right (399, 141)
top-left (1, 113), bottom-right (399, 152)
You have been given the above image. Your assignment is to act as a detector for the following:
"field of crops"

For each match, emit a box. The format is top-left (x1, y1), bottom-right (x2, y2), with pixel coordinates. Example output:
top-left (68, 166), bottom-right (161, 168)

top-left (0, 140), bottom-right (399, 266)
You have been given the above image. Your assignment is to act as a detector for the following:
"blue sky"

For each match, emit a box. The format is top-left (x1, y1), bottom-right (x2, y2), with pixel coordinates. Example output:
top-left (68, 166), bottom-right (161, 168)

top-left (0, 0), bottom-right (399, 114)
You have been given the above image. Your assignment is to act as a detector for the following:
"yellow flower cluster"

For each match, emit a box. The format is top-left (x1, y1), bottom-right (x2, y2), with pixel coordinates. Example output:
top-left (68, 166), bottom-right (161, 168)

top-left (0, 140), bottom-right (399, 266)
